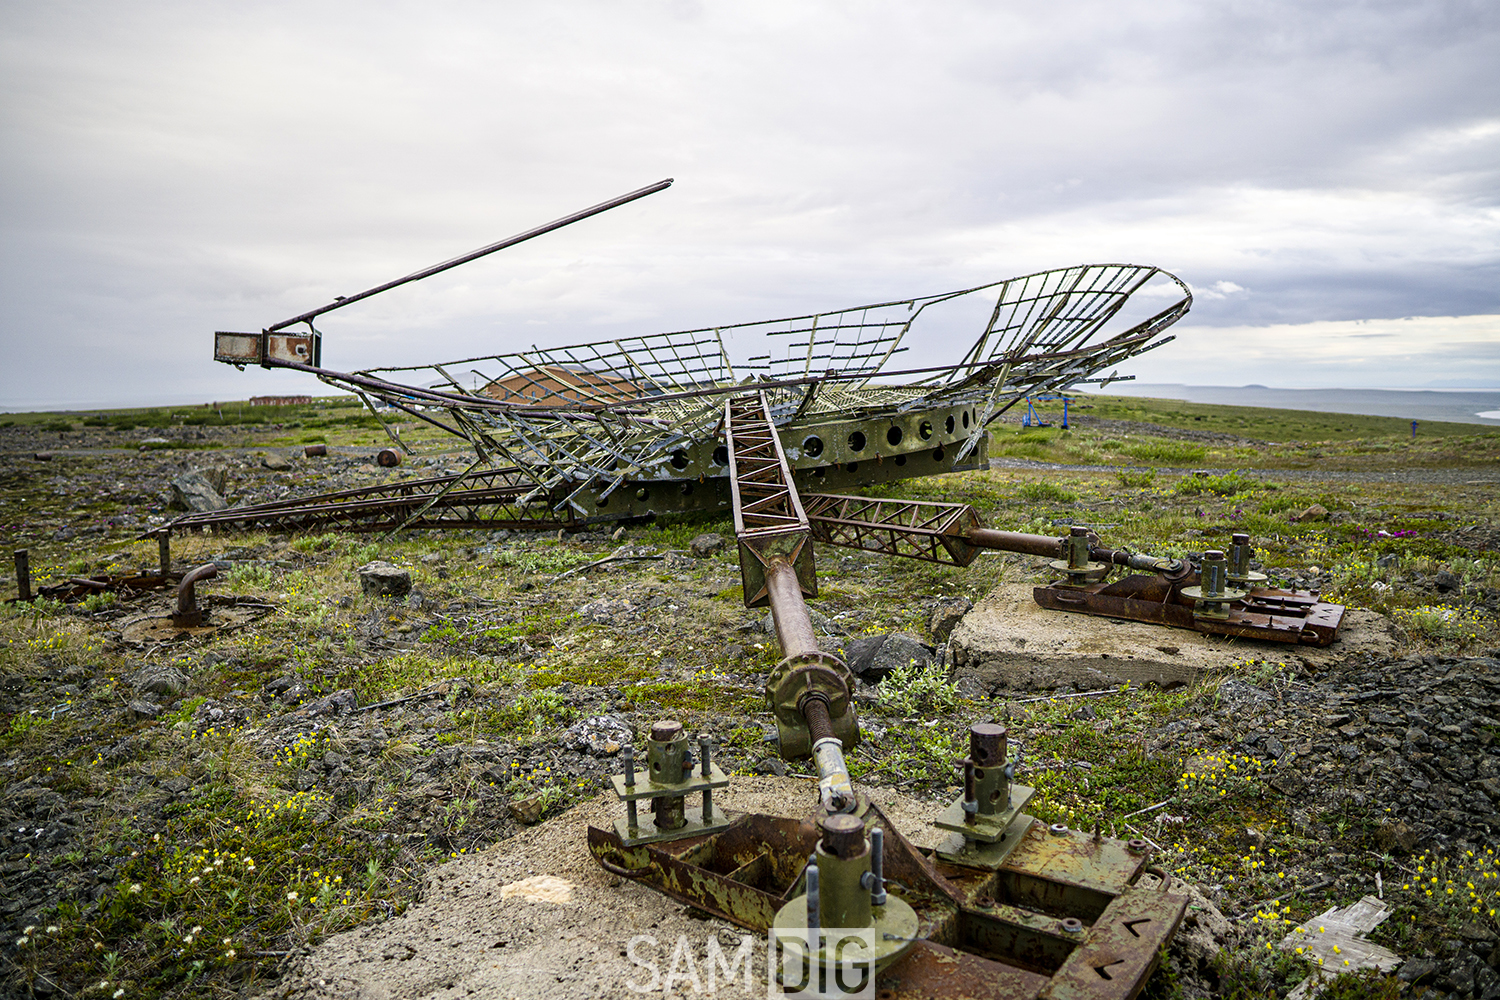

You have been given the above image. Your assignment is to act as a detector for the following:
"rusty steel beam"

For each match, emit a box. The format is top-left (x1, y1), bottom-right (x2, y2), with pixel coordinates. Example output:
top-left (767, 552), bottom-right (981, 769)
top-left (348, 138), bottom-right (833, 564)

top-left (725, 392), bottom-right (816, 607)
top-left (799, 493), bottom-right (1341, 644)
top-left (725, 391), bottom-right (860, 812)
top-left (154, 468), bottom-right (575, 537)
top-left (802, 493), bottom-right (982, 566)
top-left (802, 493), bottom-right (1182, 573)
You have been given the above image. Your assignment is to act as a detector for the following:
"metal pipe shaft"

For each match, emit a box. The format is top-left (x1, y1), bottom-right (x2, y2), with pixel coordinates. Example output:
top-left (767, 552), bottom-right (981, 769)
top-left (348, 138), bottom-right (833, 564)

top-left (172, 563), bottom-right (219, 627)
top-left (804, 697), bottom-right (856, 812)
top-left (965, 528), bottom-right (1063, 557)
top-left (764, 561), bottom-right (856, 808)
top-left (965, 528), bottom-right (1181, 573)
top-left (765, 560), bottom-right (820, 658)
top-left (177, 563), bottom-right (218, 616)
top-left (267, 179), bottom-right (673, 332)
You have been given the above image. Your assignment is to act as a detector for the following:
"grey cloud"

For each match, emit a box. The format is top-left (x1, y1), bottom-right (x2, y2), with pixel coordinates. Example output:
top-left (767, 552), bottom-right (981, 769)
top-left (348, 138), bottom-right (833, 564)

top-left (2, 0), bottom-right (1498, 407)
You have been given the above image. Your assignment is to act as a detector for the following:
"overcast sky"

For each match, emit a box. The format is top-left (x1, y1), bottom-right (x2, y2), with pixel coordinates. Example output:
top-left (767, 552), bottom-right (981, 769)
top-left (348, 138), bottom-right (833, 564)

top-left (2, 0), bottom-right (1498, 410)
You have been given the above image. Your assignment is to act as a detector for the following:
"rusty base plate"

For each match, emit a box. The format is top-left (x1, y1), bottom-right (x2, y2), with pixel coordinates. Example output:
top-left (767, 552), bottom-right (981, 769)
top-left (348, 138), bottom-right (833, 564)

top-left (933, 784), bottom-right (1036, 843)
top-left (609, 763), bottom-right (731, 801)
top-left (589, 804), bottom-right (1187, 999)
top-left (613, 804), bottom-right (737, 846)
top-left (935, 813), bottom-right (1036, 871)
top-left (117, 597), bottom-right (276, 645)
top-left (1034, 572), bottom-right (1344, 646)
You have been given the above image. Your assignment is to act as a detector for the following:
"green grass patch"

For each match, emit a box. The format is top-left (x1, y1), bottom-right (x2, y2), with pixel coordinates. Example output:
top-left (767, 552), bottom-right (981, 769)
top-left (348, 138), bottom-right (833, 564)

top-left (1175, 470), bottom-right (1263, 497)
top-left (1016, 481), bottom-right (1077, 503)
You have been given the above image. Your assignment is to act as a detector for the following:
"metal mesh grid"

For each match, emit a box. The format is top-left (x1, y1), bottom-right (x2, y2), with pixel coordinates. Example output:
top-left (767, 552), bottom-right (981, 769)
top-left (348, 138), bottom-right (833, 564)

top-left (309, 263), bottom-right (1190, 488)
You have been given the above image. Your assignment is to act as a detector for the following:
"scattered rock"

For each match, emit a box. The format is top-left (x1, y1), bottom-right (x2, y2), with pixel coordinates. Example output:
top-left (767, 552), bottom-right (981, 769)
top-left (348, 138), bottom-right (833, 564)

top-left (261, 452), bottom-right (293, 471)
top-left (754, 757), bottom-right (788, 777)
top-left (126, 699), bottom-right (162, 721)
top-left (1435, 570), bottom-right (1462, 593)
top-left (160, 776), bottom-right (193, 796)
top-left (929, 596), bottom-right (973, 643)
top-left (1288, 503), bottom-right (1329, 522)
top-left (1167, 879), bottom-right (1233, 976)
top-left (1213, 679), bottom-right (1273, 712)
top-left (302, 689), bottom-right (358, 717)
top-left (507, 794), bottom-right (544, 825)
top-left (577, 598), bottom-right (634, 624)
top-left (197, 467), bottom-right (229, 493)
top-left (843, 632), bottom-right (934, 682)
top-left (559, 715), bottom-right (633, 756)
top-left (263, 674), bottom-right (306, 702)
top-left (358, 561), bottom-right (411, 598)
top-left (1237, 826), bottom-right (1267, 851)
top-left (130, 663), bottom-right (189, 698)
top-left (1398, 957), bottom-right (1441, 986)
top-left (689, 533), bottom-right (727, 558)
top-left (663, 551), bottom-right (694, 570)
top-left (167, 471), bottom-right (227, 513)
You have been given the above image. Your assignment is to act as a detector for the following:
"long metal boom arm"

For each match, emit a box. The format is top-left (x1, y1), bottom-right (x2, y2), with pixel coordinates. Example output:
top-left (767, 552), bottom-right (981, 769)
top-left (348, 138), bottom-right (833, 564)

top-left (266, 178), bottom-right (674, 332)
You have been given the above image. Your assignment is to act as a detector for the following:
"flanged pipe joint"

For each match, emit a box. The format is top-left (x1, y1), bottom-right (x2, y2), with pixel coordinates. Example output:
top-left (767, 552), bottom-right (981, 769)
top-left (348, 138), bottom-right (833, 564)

top-left (1181, 550), bottom-right (1248, 620)
top-left (765, 651), bottom-right (860, 812)
top-left (770, 814), bottom-right (918, 985)
top-left (1048, 526), bottom-right (1109, 584)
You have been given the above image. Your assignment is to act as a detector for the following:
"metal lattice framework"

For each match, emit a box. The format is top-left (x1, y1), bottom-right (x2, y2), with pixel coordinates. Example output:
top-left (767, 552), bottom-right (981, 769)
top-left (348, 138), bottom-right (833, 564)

top-left (216, 182), bottom-right (1191, 503)
top-left (272, 263), bottom-right (1189, 495)
top-left (802, 493), bottom-right (981, 567)
top-left (165, 468), bottom-right (572, 535)
top-left (726, 393), bottom-right (809, 541)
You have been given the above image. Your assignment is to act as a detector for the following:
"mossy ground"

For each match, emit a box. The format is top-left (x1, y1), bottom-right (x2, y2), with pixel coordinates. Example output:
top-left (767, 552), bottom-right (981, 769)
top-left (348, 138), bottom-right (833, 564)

top-left (0, 395), bottom-right (1496, 997)
top-left (988, 393), bottom-right (1500, 471)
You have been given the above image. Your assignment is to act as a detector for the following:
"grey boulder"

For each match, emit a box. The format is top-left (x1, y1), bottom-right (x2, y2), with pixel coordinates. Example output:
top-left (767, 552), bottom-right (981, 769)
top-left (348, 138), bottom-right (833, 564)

top-left (358, 561), bottom-right (411, 598)
top-left (131, 663), bottom-right (189, 697)
top-left (689, 533), bottom-right (727, 558)
top-left (167, 472), bottom-right (227, 513)
top-left (929, 596), bottom-right (974, 643)
top-left (842, 632), bottom-right (934, 682)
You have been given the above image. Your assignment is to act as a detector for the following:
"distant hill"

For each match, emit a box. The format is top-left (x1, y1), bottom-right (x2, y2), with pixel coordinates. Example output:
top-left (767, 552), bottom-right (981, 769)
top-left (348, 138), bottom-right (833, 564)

top-left (1080, 384), bottom-right (1500, 427)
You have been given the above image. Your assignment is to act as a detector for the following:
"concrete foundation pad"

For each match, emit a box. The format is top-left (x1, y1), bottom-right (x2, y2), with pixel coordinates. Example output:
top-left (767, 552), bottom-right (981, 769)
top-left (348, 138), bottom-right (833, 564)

top-left (265, 778), bottom-right (947, 1000)
top-left (949, 584), bottom-right (1402, 693)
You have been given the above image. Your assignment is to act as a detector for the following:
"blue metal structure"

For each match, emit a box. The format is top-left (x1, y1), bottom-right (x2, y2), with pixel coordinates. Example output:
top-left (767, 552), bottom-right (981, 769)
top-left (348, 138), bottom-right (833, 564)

top-left (1021, 394), bottom-right (1072, 429)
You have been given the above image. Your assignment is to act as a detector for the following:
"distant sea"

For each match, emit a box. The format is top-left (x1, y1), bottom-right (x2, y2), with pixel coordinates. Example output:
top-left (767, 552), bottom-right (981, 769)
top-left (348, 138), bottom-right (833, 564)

top-left (1076, 384), bottom-right (1500, 427)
